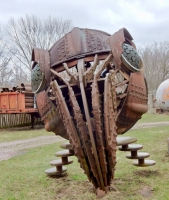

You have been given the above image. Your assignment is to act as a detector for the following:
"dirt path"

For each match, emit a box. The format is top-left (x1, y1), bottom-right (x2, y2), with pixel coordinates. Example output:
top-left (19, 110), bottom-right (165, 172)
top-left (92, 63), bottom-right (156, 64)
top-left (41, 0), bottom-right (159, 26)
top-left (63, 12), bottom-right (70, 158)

top-left (1, 121), bottom-right (169, 161)
top-left (131, 121), bottom-right (169, 130)
top-left (0, 135), bottom-right (66, 161)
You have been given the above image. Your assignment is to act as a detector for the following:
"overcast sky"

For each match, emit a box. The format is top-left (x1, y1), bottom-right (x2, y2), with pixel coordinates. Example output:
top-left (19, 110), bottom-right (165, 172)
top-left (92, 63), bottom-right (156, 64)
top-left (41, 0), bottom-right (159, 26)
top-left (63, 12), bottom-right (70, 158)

top-left (0, 0), bottom-right (169, 46)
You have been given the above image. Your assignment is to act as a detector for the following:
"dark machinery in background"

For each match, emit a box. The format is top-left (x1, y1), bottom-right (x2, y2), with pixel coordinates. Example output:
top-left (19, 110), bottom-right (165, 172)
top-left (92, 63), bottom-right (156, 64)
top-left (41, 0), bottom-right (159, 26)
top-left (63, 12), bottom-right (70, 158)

top-left (31, 27), bottom-right (155, 197)
top-left (0, 83), bottom-right (39, 128)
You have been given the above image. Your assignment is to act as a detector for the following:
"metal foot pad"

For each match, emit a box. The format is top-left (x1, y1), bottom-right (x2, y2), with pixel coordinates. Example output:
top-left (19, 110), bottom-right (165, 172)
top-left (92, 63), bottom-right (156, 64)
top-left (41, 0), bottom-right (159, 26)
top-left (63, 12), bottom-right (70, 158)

top-left (50, 158), bottom-right (73, 166)
top-left (126, 152), bottom-right (150, 159)
top-left (60, 142), bottom-right (73, 150)
top-left (119, 144), bottom-right (143, 151)
top-left (45, 166), bottom-right (67, 176)
top-left (133, 159), bottom-right (156, 167)
top-left (55, 149), bottom-right (74, 157)
top-left (117, 136), bottom-right (137, 146)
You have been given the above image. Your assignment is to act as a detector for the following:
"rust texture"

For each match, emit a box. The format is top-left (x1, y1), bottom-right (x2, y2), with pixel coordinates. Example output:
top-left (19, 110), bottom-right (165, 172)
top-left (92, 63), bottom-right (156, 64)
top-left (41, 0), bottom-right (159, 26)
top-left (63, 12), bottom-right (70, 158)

top-left (0, 83), bottom-right (37, 112)
top-left (31, 27), bottom-right (148, 195)
top-left (32, 48), bottom-right (51, 86)
top-left (116, 72), bottom-right (148, 134)
top-left (0, 83), bottom-right (39, 128)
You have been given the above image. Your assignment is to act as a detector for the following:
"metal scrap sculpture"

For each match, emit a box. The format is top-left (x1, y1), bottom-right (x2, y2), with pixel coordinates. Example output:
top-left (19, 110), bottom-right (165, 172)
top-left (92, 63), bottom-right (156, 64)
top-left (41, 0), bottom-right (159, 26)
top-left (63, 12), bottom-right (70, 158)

top-left (31, 27), bottom-right (148, 196)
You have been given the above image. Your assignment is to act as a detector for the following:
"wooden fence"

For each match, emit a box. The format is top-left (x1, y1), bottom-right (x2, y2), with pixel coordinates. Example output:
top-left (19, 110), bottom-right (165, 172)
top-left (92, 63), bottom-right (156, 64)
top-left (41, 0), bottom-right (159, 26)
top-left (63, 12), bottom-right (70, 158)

top-left (0, 114), bottom-right (41, 128)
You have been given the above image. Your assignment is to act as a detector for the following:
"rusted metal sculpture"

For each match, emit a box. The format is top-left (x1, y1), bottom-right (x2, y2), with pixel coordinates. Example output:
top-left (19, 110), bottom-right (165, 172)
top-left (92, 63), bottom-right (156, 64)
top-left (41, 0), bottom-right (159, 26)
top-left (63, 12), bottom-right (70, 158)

top-left (31, 27), bottom-right (149, 196)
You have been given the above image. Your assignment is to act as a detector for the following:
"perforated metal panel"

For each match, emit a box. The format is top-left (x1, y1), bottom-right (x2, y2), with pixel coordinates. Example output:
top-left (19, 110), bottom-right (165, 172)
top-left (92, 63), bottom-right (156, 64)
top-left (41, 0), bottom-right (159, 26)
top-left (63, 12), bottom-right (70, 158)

top-left (31, 63), bottom-right (46, 93)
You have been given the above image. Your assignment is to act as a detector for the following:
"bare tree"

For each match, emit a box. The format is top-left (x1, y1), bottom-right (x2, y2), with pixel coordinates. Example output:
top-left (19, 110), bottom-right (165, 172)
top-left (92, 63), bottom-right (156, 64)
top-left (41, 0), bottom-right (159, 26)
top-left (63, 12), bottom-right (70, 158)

top-left (5, 15), bottom-right (73, 72)
top-left (0, 29), bottom-right (12, 86)
top-left (139, 41), bottom-right (169, 93)
top-left (10, 64), bottom-right (30, 86)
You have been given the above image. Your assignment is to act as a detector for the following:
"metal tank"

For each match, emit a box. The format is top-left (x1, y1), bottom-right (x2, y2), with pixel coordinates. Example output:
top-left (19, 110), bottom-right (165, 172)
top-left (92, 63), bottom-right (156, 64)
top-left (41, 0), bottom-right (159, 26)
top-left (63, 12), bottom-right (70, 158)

top-left (156, 79), bottom-right (169, 110)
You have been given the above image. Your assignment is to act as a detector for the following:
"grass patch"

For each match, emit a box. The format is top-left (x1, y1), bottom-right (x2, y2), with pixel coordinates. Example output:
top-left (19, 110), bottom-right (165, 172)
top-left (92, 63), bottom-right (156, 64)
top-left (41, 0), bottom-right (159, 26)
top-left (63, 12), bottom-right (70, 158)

top-left (1, 113), bottom-right (169, 199)
top-left (139, 113), bottom-right (169, 123)
top-left (0, 125), bottom-right (169, 199)
top-left (0, 128), bottom-right (53, 143)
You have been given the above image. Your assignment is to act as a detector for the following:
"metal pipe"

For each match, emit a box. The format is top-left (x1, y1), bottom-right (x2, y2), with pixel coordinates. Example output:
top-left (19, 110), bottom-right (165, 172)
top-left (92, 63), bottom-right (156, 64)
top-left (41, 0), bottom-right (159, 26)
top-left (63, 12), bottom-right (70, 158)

top-left (25, 95), bottom-right (34, 98)
top-left (25, 103), bottom-right (34, 107)
top-left (25, 99), bottom-right (34, 103)
top-left (21, 83), bottom-right (31, 87)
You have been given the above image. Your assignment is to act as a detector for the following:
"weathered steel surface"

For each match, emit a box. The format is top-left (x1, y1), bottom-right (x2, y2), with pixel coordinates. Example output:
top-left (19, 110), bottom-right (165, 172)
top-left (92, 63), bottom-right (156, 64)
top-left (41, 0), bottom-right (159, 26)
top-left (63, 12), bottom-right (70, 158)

top-left (104, 70), bottom-right (118, 180)
top-left (50, 68), bottom-right (99, 188)
top-left (77, 58), bottom-right (104, 189)
top-left (36, 90), bottom-right (68, 139)
top-left (0, 84), bottom-right (39, 129)
top-left (31, 48), bottom-right (51, 92)
top-left (110, 28), bottom-right (133, 69)
top-left (92, 67), bottom-right (108, 187)
top-left (116, 72), bottom-right (148, 134)
top-left (0, 83), bottom-right (37, 113)
top-left (49, 27), bottom-right (111, 70)
top-left (32, 27), bottom-right (148, 196)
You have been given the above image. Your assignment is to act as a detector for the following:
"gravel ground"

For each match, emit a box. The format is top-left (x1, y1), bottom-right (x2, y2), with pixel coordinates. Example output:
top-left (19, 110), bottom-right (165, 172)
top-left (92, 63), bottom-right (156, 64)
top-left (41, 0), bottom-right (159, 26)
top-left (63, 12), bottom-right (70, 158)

top-left (1, 122), bottom-right (169, 161)
top-left (0, 135), bottom-right (66, 161)
top-left (131, 121), bottom-right (169, 130)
